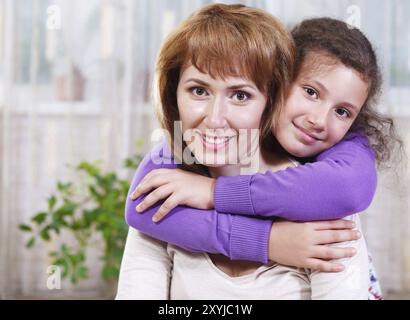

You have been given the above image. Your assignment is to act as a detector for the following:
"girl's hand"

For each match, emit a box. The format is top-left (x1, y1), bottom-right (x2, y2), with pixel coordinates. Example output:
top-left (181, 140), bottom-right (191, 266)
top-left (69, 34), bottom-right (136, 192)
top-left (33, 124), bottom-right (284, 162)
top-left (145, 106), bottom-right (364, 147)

top-left (129, 169), bottom-right (216, 222)
top-left (268, 219), bottom-right (361, 272)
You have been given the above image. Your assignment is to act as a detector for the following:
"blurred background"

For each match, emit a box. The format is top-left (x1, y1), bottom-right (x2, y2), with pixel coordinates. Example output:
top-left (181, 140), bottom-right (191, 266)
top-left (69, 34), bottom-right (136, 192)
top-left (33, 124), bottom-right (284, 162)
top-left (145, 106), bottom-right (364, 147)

top-left (0, 0), bottom-right (409, 299)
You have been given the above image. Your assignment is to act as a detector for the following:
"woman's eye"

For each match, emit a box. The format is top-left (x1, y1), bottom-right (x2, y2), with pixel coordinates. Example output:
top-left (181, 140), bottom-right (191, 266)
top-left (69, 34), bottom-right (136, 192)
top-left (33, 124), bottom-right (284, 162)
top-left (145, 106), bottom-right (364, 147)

top-left (335, 108), bottom-right (350, 118)
top-left (232, 91), bottom-right (251, 102)
top-left (191, 87), bottom-right (207, 97)
top-left (303, 87), bottom-right (318, 99)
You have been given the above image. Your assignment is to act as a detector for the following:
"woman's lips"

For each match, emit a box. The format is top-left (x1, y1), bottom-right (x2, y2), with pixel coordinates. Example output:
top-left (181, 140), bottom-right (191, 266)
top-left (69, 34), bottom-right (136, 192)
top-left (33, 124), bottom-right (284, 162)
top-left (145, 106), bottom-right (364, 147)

top-left (292, 122), bottom-right (321, 145)
top-left (200, 134), bottom-right (234, 152)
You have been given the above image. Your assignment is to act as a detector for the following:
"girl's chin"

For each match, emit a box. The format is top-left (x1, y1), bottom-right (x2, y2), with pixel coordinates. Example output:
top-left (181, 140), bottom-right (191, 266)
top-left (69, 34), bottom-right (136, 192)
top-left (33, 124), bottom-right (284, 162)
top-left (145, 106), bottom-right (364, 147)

top-left (282, 142), bottom-right (317, 158)
top-left (202, 162), bottom-right (226, 168)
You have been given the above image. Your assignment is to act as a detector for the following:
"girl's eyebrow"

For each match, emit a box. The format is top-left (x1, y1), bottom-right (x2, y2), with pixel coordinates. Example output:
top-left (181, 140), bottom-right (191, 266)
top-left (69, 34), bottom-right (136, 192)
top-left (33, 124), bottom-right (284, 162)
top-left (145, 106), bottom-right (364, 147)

top-left (310, 79), bottom-right (329, 95)
top-left (184, 78), bottom-right (257, 91)
top-left (343, 102), bottom-right (360, 113)
top-left (304, 78), bottom-right (360, 112)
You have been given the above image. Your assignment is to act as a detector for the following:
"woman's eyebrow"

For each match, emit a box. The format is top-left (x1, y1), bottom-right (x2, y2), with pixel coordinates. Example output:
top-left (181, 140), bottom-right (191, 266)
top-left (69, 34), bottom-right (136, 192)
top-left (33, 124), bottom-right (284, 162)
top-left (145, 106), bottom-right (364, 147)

top-left (184, 78), bottom-right (210, 86)
top-left (184, 78), bottom-right (257, 90)
top-left (228, 84), bottom-right (257, 91)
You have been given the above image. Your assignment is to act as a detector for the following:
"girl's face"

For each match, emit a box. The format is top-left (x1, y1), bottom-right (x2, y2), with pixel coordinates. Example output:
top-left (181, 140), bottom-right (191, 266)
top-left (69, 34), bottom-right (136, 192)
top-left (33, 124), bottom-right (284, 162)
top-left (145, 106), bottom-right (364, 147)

top-left (274, 56), bottom-right (369, 158)
top-left (177, 64), bottom-right (267, 167)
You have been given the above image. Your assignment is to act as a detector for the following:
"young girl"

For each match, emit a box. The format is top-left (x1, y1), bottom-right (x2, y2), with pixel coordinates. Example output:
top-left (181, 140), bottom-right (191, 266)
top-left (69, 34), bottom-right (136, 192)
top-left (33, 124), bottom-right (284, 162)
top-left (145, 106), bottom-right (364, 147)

top-left (118, 6), bottom-right (400, 299)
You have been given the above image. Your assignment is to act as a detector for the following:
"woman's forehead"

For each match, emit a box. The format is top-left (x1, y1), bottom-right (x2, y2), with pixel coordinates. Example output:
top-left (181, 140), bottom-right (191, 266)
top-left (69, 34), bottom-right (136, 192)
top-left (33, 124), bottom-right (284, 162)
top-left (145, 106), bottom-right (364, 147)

top-left (180, 64), bottom-right (253, 83)
top-left (179, 62), bottom-right (265, 92)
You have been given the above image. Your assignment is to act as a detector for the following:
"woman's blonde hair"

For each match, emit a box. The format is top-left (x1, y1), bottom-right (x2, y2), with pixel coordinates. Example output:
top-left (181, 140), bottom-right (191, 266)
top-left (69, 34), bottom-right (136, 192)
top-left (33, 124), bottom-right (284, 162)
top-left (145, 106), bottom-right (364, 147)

top-left (155, 3), bottom-right (295, 173)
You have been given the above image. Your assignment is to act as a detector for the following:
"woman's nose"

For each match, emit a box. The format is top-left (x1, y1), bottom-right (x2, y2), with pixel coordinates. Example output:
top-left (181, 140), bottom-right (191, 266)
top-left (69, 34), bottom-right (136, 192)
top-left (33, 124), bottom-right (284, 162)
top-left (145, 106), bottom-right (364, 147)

top-left (204, 97), bottom-right (228, 129)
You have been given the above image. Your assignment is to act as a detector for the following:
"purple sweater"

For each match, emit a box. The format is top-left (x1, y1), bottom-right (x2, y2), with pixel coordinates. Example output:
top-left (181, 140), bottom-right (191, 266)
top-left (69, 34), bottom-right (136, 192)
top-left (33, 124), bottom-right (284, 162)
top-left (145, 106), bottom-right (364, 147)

top-left (125, 132), bottom-right (377, 264)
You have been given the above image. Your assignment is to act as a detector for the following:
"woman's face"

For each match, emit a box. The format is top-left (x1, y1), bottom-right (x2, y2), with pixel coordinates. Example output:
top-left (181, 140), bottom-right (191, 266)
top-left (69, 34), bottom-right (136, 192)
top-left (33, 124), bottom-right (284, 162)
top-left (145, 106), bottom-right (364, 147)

top-left (176, 64), bottom-right (267, 167)
top-left (274, 57), bottom-right (369, 158)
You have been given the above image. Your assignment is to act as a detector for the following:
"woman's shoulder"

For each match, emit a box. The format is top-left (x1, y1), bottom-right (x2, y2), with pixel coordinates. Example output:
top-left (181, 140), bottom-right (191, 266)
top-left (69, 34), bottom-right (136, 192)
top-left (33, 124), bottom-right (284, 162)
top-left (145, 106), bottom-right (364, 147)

top-left (136, 138), bottom-right (178, 173)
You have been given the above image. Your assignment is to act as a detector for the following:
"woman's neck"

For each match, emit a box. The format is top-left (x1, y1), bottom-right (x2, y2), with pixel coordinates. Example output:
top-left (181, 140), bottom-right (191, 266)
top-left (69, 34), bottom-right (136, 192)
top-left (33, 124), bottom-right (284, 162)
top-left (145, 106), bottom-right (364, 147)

top-left (208, 148), bottom-right (292, 178)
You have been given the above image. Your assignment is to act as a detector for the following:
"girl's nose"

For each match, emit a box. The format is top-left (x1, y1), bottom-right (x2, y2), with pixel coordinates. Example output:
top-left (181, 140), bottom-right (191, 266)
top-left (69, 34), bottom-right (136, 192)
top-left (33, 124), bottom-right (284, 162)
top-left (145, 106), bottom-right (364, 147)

top-left (203, 97), bottom-right (228, 129)
top-left (306, 106), bottom-right (326, 131)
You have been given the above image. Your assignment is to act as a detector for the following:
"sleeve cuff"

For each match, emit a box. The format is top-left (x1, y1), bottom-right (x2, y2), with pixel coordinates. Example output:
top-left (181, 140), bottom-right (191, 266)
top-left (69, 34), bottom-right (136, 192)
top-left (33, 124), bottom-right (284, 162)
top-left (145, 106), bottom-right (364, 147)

top-left (214, 175), bottom-right (254, 215)
top-left (229, 215), bottom-right (272, 264)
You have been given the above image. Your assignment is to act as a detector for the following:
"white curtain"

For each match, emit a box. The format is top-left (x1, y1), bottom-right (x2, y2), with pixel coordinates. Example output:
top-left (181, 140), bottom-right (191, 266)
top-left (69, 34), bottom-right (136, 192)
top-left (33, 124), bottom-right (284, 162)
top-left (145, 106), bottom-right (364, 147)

top-left (1, 0), bottom-right (409, 298)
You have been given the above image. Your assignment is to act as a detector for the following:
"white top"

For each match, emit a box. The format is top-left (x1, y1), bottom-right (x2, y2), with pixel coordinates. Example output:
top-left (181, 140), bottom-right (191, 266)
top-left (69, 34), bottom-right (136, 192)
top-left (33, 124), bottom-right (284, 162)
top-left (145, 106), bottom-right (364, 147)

top-left (116, 157), bottom-right (369, 300)
top-left (116, 212), bottom-right (369, 300)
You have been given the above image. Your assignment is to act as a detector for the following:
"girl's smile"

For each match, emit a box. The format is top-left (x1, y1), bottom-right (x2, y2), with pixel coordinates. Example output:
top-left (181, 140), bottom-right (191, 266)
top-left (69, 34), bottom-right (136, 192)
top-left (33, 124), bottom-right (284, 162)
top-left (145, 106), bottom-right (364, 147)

top-left (292, 121), bottom-right (324, 145)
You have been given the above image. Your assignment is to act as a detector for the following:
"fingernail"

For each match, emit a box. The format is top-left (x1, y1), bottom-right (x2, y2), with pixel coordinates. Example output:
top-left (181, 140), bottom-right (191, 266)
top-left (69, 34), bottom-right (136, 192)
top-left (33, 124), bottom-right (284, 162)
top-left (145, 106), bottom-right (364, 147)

top-left (350, 222), bottom-right (355, 228)
top-left (356, 231), bottom-right (361, 238)
top-left (351, 248), bottom-right (357, 255)
top-left (136, 205), bottom-right (142, 212)
top-left (152, 216), bottom-right (159, 223)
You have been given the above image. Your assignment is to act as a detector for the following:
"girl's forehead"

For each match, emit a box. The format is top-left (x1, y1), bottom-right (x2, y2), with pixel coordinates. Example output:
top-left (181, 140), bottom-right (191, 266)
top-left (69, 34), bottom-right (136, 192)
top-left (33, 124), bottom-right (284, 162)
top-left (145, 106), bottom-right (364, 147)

top-left (297, 52), bottom-right (341, 79)
top-left (297, 52), bottom-right (369, 87)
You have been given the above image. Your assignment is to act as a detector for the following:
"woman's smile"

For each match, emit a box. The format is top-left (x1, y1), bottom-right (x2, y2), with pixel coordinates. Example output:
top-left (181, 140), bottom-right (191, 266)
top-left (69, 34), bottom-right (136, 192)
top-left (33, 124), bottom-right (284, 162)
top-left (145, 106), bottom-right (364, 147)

top-left (200, 133), bottom-right (235, 152)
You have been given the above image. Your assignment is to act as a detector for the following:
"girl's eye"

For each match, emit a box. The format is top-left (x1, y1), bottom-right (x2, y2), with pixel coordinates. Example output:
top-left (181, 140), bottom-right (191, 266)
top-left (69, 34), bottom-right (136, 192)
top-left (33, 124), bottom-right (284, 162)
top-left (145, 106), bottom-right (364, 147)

top-left (335, 108), bottom-right (350, 118)
top-left (303, 87), bottom-right (319, 99)
top-left (232, 91), bottom-right (251, 102)
top-left (190, 87), bottom-right (208, 97)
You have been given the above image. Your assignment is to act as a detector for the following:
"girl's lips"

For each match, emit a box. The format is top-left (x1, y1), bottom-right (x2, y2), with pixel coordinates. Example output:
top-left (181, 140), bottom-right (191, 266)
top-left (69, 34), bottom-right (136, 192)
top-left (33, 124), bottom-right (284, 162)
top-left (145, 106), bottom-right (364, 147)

top-left (292, 122), bottom-right (321, 145)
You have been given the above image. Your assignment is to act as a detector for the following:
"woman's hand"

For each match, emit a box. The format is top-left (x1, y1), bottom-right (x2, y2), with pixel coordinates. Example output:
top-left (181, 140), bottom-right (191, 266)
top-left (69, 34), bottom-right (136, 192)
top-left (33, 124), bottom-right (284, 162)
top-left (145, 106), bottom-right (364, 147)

top-left (129, 168), bottom-right (216, 222)
top-left (268, 219), bottom-right (361, 272)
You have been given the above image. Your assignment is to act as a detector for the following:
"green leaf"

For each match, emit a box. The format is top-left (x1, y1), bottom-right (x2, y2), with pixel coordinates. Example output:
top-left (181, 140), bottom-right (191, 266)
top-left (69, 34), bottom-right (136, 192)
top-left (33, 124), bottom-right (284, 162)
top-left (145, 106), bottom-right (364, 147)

top-left (55, 202), bottom-right (76, 218)
top-left (31, 212), bottom-right (48, 224)
top-left (19, 224), bottom-right (32, 232)
top-left (26, 237), bottom-right (35, 248)
top-left (78, 266), bottom-right (89, 279)
top-left (40, 227), bottom-right (51, 241)
top-left (77, 161), bottom-right (101, 177)
top-left (70, 273), bottom-right (78, 284)
top-left (48, 195), bottom-right (57, 210)
top-left (57, 181), bottom-right (72, 193)
top-left (102, 266), bottom-right (119, 280)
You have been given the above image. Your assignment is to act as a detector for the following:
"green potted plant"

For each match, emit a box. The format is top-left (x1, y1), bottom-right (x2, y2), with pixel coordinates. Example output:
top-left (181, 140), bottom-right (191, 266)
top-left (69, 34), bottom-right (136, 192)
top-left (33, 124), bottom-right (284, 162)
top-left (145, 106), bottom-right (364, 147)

top-left (19, 140), bottom-right (144, 295)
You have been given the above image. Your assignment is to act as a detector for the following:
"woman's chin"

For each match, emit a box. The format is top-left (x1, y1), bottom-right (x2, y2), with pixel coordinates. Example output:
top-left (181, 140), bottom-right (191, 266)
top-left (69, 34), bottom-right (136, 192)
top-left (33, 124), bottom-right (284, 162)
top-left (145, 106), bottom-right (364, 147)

top-left (193, 151), bottom-right (237, 167)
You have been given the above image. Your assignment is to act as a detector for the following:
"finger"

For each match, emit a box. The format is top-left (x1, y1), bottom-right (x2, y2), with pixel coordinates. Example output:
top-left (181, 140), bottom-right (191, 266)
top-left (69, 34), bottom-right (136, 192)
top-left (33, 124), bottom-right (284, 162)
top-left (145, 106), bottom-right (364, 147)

top-left (313, 219), bottom-right (355, 230)
top-left (313, 245), bottom-right (357, 260)
top-left (314, 229), bottom-right (361, 245)
top-left (306, 258), bottom-right (345, 273)
top-left (130, 174), bottom-right (168, 200)
top-left (152, 195), bottom-right (180, 223)
top-left (136, 185), bottom-right (173, 212)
